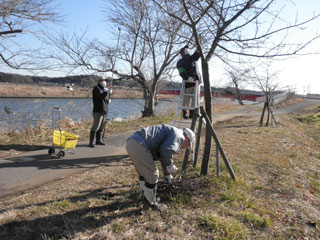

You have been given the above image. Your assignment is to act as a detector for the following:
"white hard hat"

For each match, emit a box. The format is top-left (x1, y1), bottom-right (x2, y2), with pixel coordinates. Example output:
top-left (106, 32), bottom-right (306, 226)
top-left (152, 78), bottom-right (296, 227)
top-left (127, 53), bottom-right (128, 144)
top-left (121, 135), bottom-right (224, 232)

top-left (183, 128), bottom-right (195, 149)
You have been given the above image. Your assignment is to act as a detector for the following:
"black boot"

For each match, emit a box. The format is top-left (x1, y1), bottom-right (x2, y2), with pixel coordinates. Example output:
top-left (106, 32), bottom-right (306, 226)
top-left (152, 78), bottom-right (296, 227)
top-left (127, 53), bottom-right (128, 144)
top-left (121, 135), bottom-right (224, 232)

top-left (89, 131), bottom-right (95, 148)
top-left (189, 110), bottom-right (194, 119)
top-left (182, 110), bottom-right (188, 119)
top-left (96, 130), bottom-right (105, 145)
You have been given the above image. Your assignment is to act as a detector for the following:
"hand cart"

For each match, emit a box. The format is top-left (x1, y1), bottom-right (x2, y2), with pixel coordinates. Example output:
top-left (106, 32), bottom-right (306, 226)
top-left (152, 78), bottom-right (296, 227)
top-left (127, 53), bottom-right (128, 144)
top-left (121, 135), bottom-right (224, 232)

top-left (48, 107), bottom-right (79, 158)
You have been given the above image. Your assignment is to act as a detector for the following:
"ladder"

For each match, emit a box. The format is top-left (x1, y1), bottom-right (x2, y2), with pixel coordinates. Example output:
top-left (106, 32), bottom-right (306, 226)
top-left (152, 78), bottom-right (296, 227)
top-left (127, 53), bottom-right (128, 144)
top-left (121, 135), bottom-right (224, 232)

top-left (172, 80), bottom-right (200, 171)
top-left (173, 80), bottom-right (200, 127)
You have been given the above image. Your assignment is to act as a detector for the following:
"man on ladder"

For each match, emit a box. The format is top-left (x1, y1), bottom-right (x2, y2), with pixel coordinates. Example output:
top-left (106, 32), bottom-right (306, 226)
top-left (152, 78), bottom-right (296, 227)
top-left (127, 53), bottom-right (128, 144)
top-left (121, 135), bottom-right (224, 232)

top-left (176, 45), bottom-right (202, 119)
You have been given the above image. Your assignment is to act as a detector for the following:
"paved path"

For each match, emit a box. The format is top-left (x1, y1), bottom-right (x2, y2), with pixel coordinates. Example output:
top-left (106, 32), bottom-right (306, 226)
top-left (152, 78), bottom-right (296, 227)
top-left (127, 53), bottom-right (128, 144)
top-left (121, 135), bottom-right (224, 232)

top-left (0, 131), bottom-right (135, 198)
top-left (0, 98), bottom-right (319, 198)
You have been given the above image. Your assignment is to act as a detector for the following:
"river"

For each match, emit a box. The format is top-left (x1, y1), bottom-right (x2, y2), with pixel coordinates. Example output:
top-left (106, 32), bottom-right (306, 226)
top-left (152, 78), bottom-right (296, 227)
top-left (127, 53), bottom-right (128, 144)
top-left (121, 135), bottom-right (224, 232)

top-left (0, 98), bottom-right (176, 131)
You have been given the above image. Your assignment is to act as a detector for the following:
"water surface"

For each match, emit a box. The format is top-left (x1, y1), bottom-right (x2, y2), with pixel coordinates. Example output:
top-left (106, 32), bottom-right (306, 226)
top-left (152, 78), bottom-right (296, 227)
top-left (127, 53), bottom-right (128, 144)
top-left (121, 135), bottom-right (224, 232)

top-left (0, 98), bottom-right (175, 130)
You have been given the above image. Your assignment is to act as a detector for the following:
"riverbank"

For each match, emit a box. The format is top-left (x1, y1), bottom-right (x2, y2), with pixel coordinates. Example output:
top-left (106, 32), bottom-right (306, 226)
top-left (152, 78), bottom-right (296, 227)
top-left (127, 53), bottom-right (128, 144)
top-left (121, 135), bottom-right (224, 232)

top-left (0, 100), bottom-right (319, 239)
top-left (0, 99), bottom-right (244, 159)
top-left (0, 83), bottom-right (146, 99)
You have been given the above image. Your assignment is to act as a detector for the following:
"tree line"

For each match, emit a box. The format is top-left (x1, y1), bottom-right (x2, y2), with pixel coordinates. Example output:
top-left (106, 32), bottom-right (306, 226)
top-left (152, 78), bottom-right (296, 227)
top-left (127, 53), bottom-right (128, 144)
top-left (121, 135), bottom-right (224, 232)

top-left (0, 72), bottom-right (99, 87)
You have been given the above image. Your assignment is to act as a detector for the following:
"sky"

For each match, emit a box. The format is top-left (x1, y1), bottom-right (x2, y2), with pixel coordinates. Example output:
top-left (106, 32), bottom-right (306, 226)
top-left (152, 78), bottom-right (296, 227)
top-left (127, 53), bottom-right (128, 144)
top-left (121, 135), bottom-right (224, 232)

top-left (2, 0), bottom-right (320, 94)
top-left (210, 0), bottom-right (320, 94)
top-left (271, 1), bottom-right (320, 95)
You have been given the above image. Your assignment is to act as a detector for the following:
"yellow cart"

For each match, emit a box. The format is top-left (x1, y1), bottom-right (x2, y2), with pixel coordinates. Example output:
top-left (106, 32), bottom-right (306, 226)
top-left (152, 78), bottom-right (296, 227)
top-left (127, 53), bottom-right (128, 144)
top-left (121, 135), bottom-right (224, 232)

top-left (48, 107), bottom-right (79, 158)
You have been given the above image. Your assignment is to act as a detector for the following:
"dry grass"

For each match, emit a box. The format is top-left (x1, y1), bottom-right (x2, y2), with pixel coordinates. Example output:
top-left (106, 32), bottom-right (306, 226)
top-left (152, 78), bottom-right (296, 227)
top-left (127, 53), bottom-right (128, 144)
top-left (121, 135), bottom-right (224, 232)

top-left (274, 93), bottom-right (304, 109)
top-left (0, 83), bottom-right (92, 98)
top-left (0, 83), bottom-right (143, 99)
top-left (0, 101), bottom-right (320, 239)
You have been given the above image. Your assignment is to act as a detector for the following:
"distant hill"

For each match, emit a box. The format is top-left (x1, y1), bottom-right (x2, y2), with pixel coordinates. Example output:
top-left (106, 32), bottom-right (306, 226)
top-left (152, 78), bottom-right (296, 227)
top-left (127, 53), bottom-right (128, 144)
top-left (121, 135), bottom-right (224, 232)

top-left (0, 72), bottom-right (100, 88)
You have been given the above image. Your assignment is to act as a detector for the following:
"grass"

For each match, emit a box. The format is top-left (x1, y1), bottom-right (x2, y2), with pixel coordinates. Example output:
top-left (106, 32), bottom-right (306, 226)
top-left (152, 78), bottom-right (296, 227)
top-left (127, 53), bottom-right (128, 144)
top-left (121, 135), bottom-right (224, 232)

top-left (197, 213), bottom-right (248, 239)
top-left (0, 99), bottom-right (320, 239)
top-left (0, 83), bottom-right (144, 99)
top-left (309, 172), bottom-right (320, 197)
top-left (239, 210), bottom-right (271, 229)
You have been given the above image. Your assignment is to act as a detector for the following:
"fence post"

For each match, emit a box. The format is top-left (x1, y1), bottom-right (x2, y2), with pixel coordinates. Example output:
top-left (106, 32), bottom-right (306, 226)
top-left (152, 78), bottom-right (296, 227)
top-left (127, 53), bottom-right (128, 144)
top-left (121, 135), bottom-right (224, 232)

top-left (200, 106), bottom-right (236, 180)
top-left (193, 115), bottom-right (203, 168)
top-left (216, 145), bottom-right (220, 176)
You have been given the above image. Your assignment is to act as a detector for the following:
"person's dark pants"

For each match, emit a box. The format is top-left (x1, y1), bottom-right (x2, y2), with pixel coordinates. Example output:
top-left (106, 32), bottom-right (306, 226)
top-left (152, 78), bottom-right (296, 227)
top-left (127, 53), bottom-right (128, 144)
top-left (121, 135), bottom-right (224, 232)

top-left (89, 112), bottom-right (106, 146)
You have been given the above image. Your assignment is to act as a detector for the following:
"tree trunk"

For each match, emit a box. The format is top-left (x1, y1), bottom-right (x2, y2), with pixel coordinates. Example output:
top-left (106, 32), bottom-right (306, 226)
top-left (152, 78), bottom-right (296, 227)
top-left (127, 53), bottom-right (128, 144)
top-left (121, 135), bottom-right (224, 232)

top-left (265, 102), bottom-right (270, 126)
top-left (235, 86), bottom-right (244, 105)
top-left (141, 89), bottom-right (155, 117)
top-left (200, 61), bottom-right (212, 176)
top-left (259, 102), bottom-right (267, 126)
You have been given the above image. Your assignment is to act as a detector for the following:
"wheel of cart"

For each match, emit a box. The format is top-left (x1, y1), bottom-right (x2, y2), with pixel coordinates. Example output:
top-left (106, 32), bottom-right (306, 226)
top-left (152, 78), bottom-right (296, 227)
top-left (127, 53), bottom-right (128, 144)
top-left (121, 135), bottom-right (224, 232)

top-left (48, 107), bottom-right (79, 158)
top-left (57, 150), bottom-right (65, 158)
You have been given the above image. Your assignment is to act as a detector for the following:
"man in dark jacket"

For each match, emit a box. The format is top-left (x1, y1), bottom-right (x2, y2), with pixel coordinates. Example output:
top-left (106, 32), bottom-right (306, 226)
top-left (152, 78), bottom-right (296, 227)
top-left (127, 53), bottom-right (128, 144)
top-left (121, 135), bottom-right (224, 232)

top-left (176, 45), bottom-right (202, 119)
top-left (126, 124), bottom-right (195, 211)
top-left (89, 78), bottom-right (110, 148)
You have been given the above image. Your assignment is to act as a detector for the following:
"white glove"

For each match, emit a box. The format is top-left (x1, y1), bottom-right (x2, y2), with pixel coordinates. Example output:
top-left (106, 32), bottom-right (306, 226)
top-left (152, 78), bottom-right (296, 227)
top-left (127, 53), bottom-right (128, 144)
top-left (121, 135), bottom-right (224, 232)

top-left (187, 77), bottom-right (194, 81)
top-left (165, 174), bottom-right (173, 184)
top-left (103, 88), bottom-right (109, 93)
top-left (167, 163), bottom-right (178, 174)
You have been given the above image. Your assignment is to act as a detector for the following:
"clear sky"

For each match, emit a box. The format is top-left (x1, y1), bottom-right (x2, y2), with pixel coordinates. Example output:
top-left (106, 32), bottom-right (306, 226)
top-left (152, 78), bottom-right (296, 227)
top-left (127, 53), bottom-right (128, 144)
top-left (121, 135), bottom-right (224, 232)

top-left (210, 0), bottom-right (320, 95)
top-left (55, 0), bottom-right (110, 40)
top-left (267, 1), bottom-right (320, 95)
top-left (2, 0), bottom-right (320, 94)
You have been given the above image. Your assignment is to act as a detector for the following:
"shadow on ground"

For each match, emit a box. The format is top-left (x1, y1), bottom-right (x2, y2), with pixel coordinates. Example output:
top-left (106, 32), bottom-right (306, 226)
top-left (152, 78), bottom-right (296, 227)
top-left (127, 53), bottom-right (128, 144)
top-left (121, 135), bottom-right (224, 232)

top-left (0, 144), bottom-right (49, 152)
top-left (0, 185), bottom-right (143, 240)
top-left (0, 154), bottom-right (129, 170)
top-left (0, 177), bottom-right (205, 239)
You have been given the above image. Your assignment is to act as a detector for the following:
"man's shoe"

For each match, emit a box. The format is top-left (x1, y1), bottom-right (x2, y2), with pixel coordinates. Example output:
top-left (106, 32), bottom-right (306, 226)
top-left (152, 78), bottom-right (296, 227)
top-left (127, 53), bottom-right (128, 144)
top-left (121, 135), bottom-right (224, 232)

top-left (182, 110), bottom-right (188, 119)
top-left (142, 198), bottom-right (167, 211)
top-left (89, 131), bottom-right (95, 148)
top-left (189, 110), bottom-right (194, 119)
top-left (96, 130), bottom-right (105, 145)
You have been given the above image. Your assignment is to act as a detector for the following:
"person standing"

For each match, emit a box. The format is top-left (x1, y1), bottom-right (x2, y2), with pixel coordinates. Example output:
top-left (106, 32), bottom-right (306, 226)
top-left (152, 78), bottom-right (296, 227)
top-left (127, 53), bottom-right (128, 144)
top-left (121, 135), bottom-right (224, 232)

top-left (126, 124), bottom-right (195, 211)
top-left (176, 45), bottom-right (202, 119)
top-left (89, 78), bottom-right (110, 148)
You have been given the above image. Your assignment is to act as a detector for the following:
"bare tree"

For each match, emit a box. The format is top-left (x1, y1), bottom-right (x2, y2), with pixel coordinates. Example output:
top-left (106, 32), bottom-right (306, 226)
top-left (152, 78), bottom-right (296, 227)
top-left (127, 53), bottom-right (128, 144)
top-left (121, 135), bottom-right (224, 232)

top-left (0, 0), bottom-right (59, 69)
top-left (225, 67), bottom-right (251, 105)
top-left (154, 0), bottom-right (320, 175)
top-left (106, 0), bottom-right (185, 117)
top-left (249, 62), bottom-right (279, 126)
top-left (47, 0), bottom-right (183, 117)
